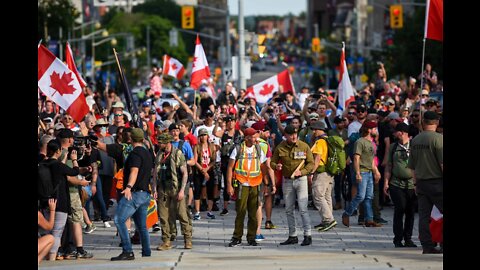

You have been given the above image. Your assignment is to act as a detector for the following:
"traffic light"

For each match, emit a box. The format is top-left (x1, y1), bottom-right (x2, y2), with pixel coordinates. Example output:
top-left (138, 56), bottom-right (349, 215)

top-left (390, 5), bottom-right (403, 29)
top-left (257, 34), bottom-right (266, 55)
top-left (312, 37), bottom-right (321, 53)
top-left (181, 6), bottom-right (194, 29)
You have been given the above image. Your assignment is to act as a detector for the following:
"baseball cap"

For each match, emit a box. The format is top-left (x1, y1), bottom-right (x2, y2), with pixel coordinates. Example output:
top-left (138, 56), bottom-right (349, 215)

top-left (244, 120), bottom-right (256, 128)
top-left (130, 128), bottom-right (145, 142)
top-left (284, 125), bottom-right (298, 135)
top-left (310, 121), bottom-right (326, 131)
top-left (157, 133), bottom-right (173, 144)
top-left (168, 123), bottom-right (180, 131)
top-left (243, 127), bottom-right (257, 137)
top-left (94, 118), bottom-right (109, 128)
top-left (308, 112), bottom-right (320, 120)
top-left (198, 128), bottom-right (209, 136)
top-left (386, 98), bottom-right (395, 105)
top-left (394, 123), bottom-right (409, 133)
top-left (387, 112), bottom-right (401, 121)
top-left (421, 89), bottom-right (429, 96)
top-left (223, 115), bottom-right (235, 122)
top-left (333, 116), bottom-right (346, 124)
top-left (205, 110), bottom-right (214, 117)
top-left (57, 128), bottom-right (74, 139)
top-left (423, 111), bottom-right (440, 120)
top-left (199, 87), bottom-right (208, 92)
top-left (251, 121), bottom-right (267, 131)
top-left (54, 122), bottom-right (65, 130)
top-left (362, 120), bottom-right (377, 129)
top-left (142, 101), bottom-right (151, 107)
top-left (111, 101), bottom-right (125, 109)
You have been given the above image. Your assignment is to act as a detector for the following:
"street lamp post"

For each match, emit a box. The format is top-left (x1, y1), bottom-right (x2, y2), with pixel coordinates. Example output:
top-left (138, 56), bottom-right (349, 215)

top-left (91, 30), bottom-right (110, 83)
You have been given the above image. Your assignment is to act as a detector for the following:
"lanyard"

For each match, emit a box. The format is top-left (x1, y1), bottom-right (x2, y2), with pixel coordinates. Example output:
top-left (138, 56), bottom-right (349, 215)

top-left (162, 151), bottom-right (171, 163)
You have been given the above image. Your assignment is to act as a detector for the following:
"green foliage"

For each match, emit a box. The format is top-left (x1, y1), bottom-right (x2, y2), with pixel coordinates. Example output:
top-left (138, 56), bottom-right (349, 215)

top-left (38, 0), bottom-right (79, 41)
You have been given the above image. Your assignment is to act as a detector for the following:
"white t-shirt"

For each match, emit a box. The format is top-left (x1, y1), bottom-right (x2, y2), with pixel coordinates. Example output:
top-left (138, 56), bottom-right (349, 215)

top-left (194, 124), bottom-right (216, 137)
top-left (298, 93), bottom-right (310, 109)
top-left (348, 120), bottom-right (363, 137)
top-left (229, 144), bottom-right (267, 186)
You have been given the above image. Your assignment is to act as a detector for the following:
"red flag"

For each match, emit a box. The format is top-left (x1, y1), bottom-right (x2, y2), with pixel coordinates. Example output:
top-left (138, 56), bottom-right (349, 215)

top-left (337, 42), bottom-right (356, 111)
top-left (430, 205), bottom-right (443, 243)
top-left (190, 35), bottom-right (211, 90)
top-left (424, 0), bottom-right (443, 41)
top-left (163, 54), bottom-right (185, 80)
top-left (246, 69), bottom-right (295, 104)
top-left (65, 42), bottom-right (86, 88)
top-left (38, 45), bottom-right (89, 123)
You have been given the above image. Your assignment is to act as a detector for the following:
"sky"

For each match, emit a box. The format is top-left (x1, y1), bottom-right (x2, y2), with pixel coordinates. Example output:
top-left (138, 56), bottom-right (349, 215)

top-left (227, 0), bottom-right (306, 16)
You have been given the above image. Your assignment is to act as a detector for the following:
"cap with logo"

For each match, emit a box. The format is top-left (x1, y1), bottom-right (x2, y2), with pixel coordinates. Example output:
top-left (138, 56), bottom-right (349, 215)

top-left (157, 133), bottom-right (173, 144)
top-left (310, 121), bottom-right (326, 131)
top-left (198, 128), bottom-right (209, 136)
top-left (130, 128), bottom-right (145, 142)
top-left (284, 125), bottom-right (298, 135)
top-left (394, 123), bottom-right (410, 133)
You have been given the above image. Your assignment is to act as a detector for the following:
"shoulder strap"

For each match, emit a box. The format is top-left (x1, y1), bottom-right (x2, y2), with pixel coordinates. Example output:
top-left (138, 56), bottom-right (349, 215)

top-left (254, 143), bottom-right (262, 161)
top-left (177, 140), bottom-right (185, 152)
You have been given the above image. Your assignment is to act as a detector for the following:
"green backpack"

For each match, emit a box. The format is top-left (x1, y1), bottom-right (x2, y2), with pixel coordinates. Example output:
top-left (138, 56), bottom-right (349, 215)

top-left (316, 135), bottom-right (347, 175)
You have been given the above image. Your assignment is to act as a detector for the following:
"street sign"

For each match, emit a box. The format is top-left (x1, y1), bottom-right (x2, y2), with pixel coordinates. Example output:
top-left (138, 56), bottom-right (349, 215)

top-left (169, 28), bottom-right (178, 47)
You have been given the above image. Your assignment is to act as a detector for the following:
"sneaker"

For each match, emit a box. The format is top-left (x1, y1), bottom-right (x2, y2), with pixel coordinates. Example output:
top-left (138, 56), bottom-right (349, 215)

top-left (207, 212), bottom-right (216, 219)
top-left (248, 240), bottom-right (258, 246)
top-left (212, 203), bottom-right (219, 211)
top-left (394, 241), bottom-right (405, 248)
top-left (265, 220), bottom-right (277, 229)
top-left (255, 234), bottom-right (265, 242)
top-left (220, 208), bottom-right (229, 216)
top-left (193, 212), bottom-right (201, 220)
top-left (111, 251), bottom-right (134, 261)
top-left (62, 251), bottom-right (78, 260)
top-left (317, 220), bottom-right (337, 232)
top-left (103, 216), bottom-right (112, 222)
top-left (374, 217), bottom-right (388, 224)
top-left (84, 223), bottom-right (97, 234)
top-left (365, 221), bottom-right (383, 227)
top-left (228, 238), bottom-right (242, 247)
top-left (152, 223), bottom-right (161, 232)
top-left (404, 239), bottom-right (418, 248)
top-left (76, 249), bottom-right (94, 259)
top-left (104, 221), bottom-right (111, 228)
top-left (357, 218), bottom-right (365, 226)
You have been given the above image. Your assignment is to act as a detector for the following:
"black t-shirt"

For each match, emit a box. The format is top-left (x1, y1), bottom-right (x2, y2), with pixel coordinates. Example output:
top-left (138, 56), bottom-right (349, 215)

top-left (106, 143), bottom-right (125, 169)
top-left (378, 122), bottom-right (395, 162)
top-left (48, 158), bottom-right (80, 214)
top-left (123, 146), bottom-right (153, 191)
top-left (199, 97), bottom-right (214, 118)
top-left (39, 111), bottom-right (56, 121)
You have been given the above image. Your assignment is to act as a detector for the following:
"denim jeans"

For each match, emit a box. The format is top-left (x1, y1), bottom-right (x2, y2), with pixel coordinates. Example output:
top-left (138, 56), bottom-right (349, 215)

top-left (283, 176), bottom-right (312, 237)
top-left (85, 176), bottom-right (109, 220)
top-left (344, 171), bottom-right (374, 222)
top-left (114, 191), bottom-right (151, 256)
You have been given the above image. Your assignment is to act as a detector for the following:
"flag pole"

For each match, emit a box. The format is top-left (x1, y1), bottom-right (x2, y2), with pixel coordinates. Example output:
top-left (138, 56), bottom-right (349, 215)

top-left (420, 38), bottom-right (426, 91)
top-left (38, 39), bottom-right (43, 48)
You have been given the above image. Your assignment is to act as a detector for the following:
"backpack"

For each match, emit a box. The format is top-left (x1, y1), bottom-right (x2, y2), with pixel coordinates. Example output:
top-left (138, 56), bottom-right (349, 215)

top-left (38, 160), bottom-right (58, 204)
top-left (220, 130), bottom-right (241, 157)
top-left (234, 143), bottom-right (262, 162)
top-left (316, 135), bottom-right (346, 176)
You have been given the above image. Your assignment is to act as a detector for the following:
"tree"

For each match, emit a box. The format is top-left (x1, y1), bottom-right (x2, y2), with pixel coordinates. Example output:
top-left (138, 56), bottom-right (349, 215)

top-left (38, 0), bottom-right (79, 42)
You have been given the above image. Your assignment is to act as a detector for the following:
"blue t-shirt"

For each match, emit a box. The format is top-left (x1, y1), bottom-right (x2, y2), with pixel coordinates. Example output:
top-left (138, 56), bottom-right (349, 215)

top-left (171, 140), bottom-right (194, 161)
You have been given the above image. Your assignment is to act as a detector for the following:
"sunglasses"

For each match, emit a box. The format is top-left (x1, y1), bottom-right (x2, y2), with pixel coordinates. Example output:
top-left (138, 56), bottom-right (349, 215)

top-left (421, 94), bottom-right (429, 97)
top-left (357, 110), bottom-right (366, 113)
top-left (347, 112), bottom-right (356, 115)
top-left (114, 114), bottom-right (123, 117)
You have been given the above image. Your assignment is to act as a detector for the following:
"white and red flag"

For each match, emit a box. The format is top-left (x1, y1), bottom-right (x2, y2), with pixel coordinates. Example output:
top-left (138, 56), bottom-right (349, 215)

top-left (424, 0), bottom-right (443, 42)
top-left (246, 69), bottom-right (295, 104)
top-left (38, 44), bottom-right (89, 123)
top-left (163, 54), bottom-right (185, 80)
top-left (337, 42), bottom-right (355, 111)
top-left (65, 42), bottom-right (86, 88)
top-left (190, 35), bottom-right (211, 90)
top-left (430, 205), bottom-right (443, 244)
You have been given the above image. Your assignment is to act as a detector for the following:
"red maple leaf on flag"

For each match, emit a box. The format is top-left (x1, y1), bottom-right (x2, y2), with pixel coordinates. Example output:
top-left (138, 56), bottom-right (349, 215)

top-left (171, 63), bottom-right (178, 70)
top-left (192, 56), bottom-right (198, 69)
top-left (259, 83), bottom-right (274, 95)
top-left (49, 71), bottom-right (77, 96)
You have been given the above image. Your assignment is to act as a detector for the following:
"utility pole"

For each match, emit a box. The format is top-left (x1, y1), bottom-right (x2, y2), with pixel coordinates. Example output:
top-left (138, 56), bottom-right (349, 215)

top-left (238, 0), bottom-right (246, 90)
top-left (146, 25), bottom-right (151, 68)
top-left (226, 7), bottom-right (231, 78)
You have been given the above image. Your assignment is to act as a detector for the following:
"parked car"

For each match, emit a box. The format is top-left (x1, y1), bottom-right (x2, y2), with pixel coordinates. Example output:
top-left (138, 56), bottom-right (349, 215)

top-left (251, 59), bottom-right (267, 71)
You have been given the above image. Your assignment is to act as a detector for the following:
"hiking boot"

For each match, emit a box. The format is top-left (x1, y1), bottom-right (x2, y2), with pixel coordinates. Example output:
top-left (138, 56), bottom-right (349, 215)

top-left (300, 236), bottom-right (312, 246)
top-left (394, 241), bottom-right (405, 248)
top-left (228, 238), bottom-right (242, 247)
top-left (265, 220), bottom-right (277, 229)
top-left (184, 240), bottom-right (193, 249)
top-left (365, 221), bottom-right (383, 227)
top-left (280, 236), bottom-right (298, 245)
top-left (317, 220), bottom-right (337, 232)
top-left (404, 240), bottom-right (418, 247)
top-left (76, 249), bottom-right (94, 259)
top-left (342, 213), bottom-right (350, 227)
top-left (220, 208), bottom-right (229, 216)
top-left (255, 234), bottom-right (265, 242)
top-left (111, 251), bottom-right (134, 261)
top-left (247, 240), bottom-right (258, 246)
top-left (206, 212), bottom-right (216, 219)
top-left (84, 223), bottom-right (97, 234)
top-left (157, 241), bottom-right (172, 251)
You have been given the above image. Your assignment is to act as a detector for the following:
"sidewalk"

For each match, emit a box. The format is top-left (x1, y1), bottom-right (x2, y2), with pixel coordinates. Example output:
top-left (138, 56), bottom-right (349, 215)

top-left (39, 201), bottom-right (443, 270)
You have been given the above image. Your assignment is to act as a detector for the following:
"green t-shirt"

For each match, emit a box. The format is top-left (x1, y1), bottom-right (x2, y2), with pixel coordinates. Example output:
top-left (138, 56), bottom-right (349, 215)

top-left (407, 131), bottom-right (443, 179)
top-left (387, 142), bottom-right (414, 189)
top-left (354, 137), bottom-right (375, 172)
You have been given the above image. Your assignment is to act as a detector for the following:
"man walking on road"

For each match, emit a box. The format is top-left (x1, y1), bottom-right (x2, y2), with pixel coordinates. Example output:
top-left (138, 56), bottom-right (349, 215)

top-left (408, 111), bottom-right (443, 254)
top-left (271, 125), bottom-right (315, 246)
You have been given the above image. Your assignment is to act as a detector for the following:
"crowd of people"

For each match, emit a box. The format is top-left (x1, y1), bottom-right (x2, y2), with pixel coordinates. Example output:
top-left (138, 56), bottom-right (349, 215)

top-left (37, 62), bottom-right (443, 264)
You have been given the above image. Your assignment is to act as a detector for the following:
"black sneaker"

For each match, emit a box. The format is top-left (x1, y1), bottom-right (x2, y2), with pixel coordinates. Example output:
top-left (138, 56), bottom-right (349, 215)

top-left (228, 238), bottom-right (242, 247)
top-left (280, 236), bottom-right (298, 245)
top-left (152, 223), bottom-right (161, 232)
top-left (220, 208), bottom-right (229, 216)
top-left (300, 236), bottom-right (312, 246)
top-left (404, 240), bottom-right (418, 247)
top-left (317, 220), bottom-right (337, 232)
top-left (247, 240), bottom-right (258, 246)
top-left (212, 203), bottom-right (219, 211)
top-left (394, 241), bottom-right (405, 248)
top-left (111, 251), bottom-right (135, 261)
top-left (374, 217), bottom-right (388, 224)
top-left (76, 249), bottom-right (94, 259)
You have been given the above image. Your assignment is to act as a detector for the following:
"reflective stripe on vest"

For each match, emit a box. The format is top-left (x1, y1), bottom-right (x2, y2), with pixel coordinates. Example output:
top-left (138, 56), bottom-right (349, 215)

top-left (234, 144), bottom-right (262, 186)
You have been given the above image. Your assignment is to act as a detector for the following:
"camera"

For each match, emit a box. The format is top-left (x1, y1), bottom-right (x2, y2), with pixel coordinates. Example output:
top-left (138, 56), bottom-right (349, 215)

top-left (273, 97), bottom-right (284, 103)
top-left (68, 134), bottom-right (88, 160)
top-left (311, 93), bottom-right (322, 99)
top-left (266, 106), bottom-right (274, 114)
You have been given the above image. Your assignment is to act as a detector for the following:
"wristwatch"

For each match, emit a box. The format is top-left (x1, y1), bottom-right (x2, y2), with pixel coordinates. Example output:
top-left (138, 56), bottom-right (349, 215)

top-left (126, 184), bottom-right (132, 189)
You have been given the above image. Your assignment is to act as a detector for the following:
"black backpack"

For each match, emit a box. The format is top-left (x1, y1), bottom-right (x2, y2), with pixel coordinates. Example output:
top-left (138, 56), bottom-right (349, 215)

top-left (38, 160), bottom-right (58, 204)
top-left (221, 130), bottom-right (242, 157)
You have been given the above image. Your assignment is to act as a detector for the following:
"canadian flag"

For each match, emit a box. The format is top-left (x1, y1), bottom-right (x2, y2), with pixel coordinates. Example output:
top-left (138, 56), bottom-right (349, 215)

top-left (430, 205), bottom-right (443, 244)
top-left (190, 35), bottom-right (211, 90)
top-left (246, 69), bottom-right (295, 104)
top-left (163, 54), bottom-right (185, 80)
top-left (337, 42), bottom-right (356, 111)
top-left (424, 0), bottom-right (443, 42)
top-left (65, 42), bottom-right (86, 88)
top-left (38, 44), bottom-right (89, 123)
